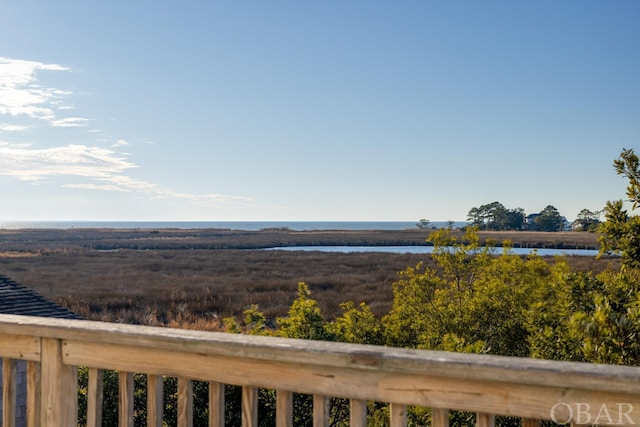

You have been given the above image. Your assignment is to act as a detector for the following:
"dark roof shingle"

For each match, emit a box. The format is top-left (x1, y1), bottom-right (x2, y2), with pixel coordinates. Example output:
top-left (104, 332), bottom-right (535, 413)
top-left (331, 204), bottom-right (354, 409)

top-left (0, 275), bottom-right (81, 319)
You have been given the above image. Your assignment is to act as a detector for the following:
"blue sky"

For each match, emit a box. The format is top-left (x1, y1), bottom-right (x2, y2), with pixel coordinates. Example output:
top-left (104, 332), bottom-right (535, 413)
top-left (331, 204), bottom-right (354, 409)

top-left (0, 1), bottom-right (638, 221)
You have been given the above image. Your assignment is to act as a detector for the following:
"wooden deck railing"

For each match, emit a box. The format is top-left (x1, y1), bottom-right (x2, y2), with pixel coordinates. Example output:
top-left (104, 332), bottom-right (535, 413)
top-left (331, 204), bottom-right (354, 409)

top-left (1, 313), bottom-right (640, 426)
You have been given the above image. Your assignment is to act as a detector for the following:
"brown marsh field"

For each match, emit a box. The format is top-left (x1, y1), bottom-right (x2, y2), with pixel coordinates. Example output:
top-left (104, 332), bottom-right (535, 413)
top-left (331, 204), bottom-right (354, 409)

top-left (0, 227), bottom-right (616, 329)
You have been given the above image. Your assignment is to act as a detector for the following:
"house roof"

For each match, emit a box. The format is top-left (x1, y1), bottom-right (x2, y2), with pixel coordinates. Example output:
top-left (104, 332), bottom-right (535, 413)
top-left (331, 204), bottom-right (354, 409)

top-left (0, 275), bottom-right (81, 319)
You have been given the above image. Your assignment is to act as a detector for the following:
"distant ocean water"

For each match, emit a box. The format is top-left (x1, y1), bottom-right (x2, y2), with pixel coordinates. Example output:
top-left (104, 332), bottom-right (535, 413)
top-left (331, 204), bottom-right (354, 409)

top-left (0, 221), bottom-right (468, 231)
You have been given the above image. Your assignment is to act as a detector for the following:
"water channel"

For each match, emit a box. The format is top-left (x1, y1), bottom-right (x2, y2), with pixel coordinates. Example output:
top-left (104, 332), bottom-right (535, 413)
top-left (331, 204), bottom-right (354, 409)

top-left (267, 246), bottom-right (601, 256)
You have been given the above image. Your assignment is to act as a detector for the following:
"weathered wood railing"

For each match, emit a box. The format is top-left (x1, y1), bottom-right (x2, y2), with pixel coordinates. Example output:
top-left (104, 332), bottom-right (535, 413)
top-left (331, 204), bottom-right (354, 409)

top-left (2, 313), bottom-right (640, 426)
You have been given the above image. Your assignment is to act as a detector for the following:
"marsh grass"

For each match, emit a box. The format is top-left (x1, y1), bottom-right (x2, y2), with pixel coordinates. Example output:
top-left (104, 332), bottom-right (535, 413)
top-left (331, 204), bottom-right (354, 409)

top-left (0, 228), bottom-right (600, 251)
top-left (0, 228), bottom-right (611, 329)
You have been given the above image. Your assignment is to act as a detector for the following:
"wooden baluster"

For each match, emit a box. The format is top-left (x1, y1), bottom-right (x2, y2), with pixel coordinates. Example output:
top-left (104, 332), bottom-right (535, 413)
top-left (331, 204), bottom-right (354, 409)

top-left (3, 358), bottom-right (17, 427)
top-left (40, 338), bottom-right (77, 427)
top-left (119, 372), bottom-right (134, 427)
top-left (390, 403), bottom-right (407, 427)
top-left (178, 378), bottom-right (193, 427)
top-left (26, 360), bottom-right (41, 427)
top-left (87, 368), bottom-right (104, 427)
top-left (242, 386), bottom-right (258, 427)
top-left (432, 408), bottom-right (449, 427)
top-left (477, 412), bottom-right (495, 427)
top-left (522, 418), bottom-right (540, 427)
top-left (313, 395), bottom-right (329, 427)
top-left (208, 382), bottom-right (225, 427)
top-left (276, 390), bottom-right (293, 427)
top-left (350, 399), bottom-right (367, 427)
top-left (147, 375), bottom-right (163, 427)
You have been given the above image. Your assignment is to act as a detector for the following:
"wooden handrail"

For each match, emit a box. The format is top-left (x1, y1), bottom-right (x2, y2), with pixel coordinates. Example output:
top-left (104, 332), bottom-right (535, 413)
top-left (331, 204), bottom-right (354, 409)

top-left (1, 313), bottom-right (640, 426)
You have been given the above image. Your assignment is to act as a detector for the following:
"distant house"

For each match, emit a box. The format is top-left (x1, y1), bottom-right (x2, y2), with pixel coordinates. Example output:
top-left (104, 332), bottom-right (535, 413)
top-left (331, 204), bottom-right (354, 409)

top-left (525, 213), bottom-right (540, 230)
top-left (0, 275), bottom-right (81, 427)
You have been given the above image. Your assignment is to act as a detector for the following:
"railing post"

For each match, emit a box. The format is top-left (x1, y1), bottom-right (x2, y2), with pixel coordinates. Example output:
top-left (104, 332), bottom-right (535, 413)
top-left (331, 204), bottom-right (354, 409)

top-left (276, 389), bottom-right (293, 427)
top-left (119, 372), bottom-right (134, 427)
top-left (477, 412), bottom-right (495, 427)
top-left (432, 408), bottom-right (449, 427)
top-left (27, 360), bottom-right (41, 427)
top-left (87, 368), bottom-right (103, 427)
top-left (208, 382), bottom-right (225, 427)
top-left (3, 358), bottom-right (17, 427)
top-left (350, 399), bottom-right (367, 427)
top-left (242, 386), bottom-right (258, 427)
top-left (390, 402), bottom-right (407, 427)
top-left (147, 375), bottom-right (164, 427)
top-left (40, 338), bottom-right (77, 427)
top-left (178, 378), bottom-right (193, 427)
top-left (313, 395), bottom-right (330, 427)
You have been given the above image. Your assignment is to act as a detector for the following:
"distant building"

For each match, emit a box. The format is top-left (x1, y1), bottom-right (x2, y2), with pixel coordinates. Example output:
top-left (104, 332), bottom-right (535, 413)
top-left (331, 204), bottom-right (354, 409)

top-left (525, 213), bottom-right (540, 229)
top-left (0, 275), bottom-right (81, 427)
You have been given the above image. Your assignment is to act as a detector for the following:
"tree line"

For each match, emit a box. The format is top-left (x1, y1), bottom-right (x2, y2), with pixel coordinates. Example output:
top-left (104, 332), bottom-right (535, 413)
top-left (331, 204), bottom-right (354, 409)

top-left (418, 204), bottom-right (602, 233)
top-left (466, 202), bottom-right (601, 232)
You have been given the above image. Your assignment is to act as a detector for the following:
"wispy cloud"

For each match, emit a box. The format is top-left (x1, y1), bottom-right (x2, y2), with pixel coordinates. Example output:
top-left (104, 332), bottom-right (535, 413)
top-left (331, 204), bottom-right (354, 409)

top-left (0, 56), bottom-right (85, 127)
top-left (111, 139), bottom-right (129, 147)
top-left (64, 175), bottom-right (251, 205)
top-left (51, 117), bottom-right (89, 127)
top-left (0, 142), bottom-right (252, 205)
top-left (0, 123), bottom-right (29, 131)
top-left (0, 56), bottom-right (254, 209)
top-left (0, 144), bottom-right (134, 182)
